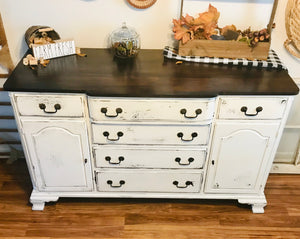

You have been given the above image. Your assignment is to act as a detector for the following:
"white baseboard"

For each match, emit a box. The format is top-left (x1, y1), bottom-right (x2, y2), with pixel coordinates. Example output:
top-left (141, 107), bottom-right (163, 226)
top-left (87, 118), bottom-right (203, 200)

top-left (271, 163), bottom-right (300, 174)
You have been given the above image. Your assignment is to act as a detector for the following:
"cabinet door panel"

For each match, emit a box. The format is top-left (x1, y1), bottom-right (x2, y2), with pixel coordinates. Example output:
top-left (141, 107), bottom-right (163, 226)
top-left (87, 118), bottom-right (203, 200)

top-left (21, 119), bottom-right (93, 191)
top-left (205, 121), bottom-right (280, 193)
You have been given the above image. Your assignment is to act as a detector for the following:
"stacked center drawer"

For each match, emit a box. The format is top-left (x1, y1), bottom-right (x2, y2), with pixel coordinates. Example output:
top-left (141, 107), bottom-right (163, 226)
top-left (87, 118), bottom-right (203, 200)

top-left (88, 97), bottom-right (215, 193)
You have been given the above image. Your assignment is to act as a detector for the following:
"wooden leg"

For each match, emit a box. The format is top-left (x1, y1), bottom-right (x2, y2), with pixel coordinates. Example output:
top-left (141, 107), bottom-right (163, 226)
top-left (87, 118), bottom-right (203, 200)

top-left (30, 190), bottom-right (59, 211)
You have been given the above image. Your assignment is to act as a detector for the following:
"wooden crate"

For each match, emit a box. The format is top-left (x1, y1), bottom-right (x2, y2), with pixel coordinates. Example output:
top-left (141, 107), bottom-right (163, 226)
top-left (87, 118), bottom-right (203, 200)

top-left (178, 0), bottom-right (278, 60)
top-left (179, 40), bottom-right (270, 60)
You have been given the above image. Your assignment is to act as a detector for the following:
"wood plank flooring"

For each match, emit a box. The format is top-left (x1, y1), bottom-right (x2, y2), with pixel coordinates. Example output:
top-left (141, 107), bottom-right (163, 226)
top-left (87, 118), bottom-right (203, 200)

top-left (0, 158), bottom-right (299, 239)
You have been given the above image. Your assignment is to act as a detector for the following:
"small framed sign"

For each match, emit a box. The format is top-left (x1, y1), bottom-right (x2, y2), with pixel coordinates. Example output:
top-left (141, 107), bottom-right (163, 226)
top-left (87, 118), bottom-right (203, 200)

top-left (32, 39), bottom-right (76, 60)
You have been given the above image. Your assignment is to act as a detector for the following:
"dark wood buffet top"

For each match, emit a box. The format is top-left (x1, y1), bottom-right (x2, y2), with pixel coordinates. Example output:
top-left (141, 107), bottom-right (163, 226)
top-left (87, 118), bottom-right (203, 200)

top-left (4, 48), bottom-right (299, 97)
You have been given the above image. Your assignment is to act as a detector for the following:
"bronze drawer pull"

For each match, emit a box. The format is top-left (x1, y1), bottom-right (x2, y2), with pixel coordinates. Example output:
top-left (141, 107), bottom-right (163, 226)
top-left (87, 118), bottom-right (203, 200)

top-left (173, 180), bottom-right (194, 188)
top-left (39, 103), bottom-right (61, 114)
top-left (101, 107), bottom-right (122, 117)
top-left (175, 157), bottom-right (194, 165)
top-left (240, 106), bottom-right (263, 116)
top-left (107, 180), bottom-right (125, 188)
top-left (105, 156), bottom-right (125, 164)
top-left (177, 132), bottom-right (198, 142)
top-left (180, 108), bottom-right (202, 119)
top-left (103, 131), bottom-right (123, 141)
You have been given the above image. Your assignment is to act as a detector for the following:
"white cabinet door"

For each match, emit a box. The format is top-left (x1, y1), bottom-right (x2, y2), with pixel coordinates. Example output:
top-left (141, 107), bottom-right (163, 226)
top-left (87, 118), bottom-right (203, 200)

top-left (21, 119), bottom-right (93, 192)
top-left (205, 121), bottom-right (280, 193)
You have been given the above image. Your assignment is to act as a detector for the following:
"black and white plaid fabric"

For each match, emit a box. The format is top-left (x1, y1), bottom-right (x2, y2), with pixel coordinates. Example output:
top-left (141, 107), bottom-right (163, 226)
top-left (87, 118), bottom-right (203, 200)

top-left (163, 46), bottom-right (286, 70)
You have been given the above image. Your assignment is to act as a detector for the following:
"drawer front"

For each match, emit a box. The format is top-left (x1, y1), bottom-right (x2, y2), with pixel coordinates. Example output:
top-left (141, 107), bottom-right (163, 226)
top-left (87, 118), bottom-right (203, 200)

top-left (218, 97), bottom-right (287, 120)
top-left (14, 94), bottom-right (85, 117)
top-left (96, 170), bottom-right (202, 192)
top-left (94, 146), bottom-right (206, 169)
top-left (92, 123), bottom-right (211, 145)
top-left (88, 98), bottom-right (215, 122)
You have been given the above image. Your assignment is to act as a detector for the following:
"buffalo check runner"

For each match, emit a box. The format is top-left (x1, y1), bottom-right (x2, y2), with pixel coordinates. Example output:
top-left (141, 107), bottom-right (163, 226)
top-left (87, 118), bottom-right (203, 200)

top-left (163, 46), bottom-right (286, 70)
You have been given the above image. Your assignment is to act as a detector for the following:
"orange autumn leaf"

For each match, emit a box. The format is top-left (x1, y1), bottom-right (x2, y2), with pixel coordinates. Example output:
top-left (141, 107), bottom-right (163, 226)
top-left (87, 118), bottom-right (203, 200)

top-left (203, 22), bottom-right (217, 39)
top-left (182, 14), bottom-right (195, 26)
top-left (194, 4), bottom-right (220, 26)
top-left (194, 4), bottom-right (220, 39)
top-left (183, 4), bottom-right (220, 39)
top-left (172, 4), bottom-right (220, 42)
top-left (182, 14), bottom-right (203, 32)
top-left (172, 19), bottom-right (194, 44)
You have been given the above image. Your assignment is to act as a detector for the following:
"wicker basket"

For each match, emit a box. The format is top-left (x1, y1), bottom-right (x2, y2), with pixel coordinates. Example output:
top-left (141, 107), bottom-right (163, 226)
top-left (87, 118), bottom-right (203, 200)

top-left (127, 0), bottom-right (156, 9)
top-left (284, 0), bottom-right (300, 58)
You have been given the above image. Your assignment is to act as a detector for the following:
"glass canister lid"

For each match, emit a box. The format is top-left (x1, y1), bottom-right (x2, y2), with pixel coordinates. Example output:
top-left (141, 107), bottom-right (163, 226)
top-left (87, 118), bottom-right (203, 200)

top-left (110, 22), bottom-right (140, 58)
top-left (111, 22), bottom-right (139, 40)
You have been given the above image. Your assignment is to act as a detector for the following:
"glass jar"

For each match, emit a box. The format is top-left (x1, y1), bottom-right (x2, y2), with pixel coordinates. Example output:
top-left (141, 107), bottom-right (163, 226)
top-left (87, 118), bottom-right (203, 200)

top-left (110, 22), bottom-right (140, 58)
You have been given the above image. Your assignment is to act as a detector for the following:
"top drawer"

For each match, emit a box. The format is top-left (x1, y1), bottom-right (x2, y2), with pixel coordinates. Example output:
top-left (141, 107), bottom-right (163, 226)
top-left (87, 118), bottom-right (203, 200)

top-left (88, 98), bottom-right (215, 122)
top-left (14, 94), bottom-right (85, 117)
top-left (218, 97), bottom-right (288, 120)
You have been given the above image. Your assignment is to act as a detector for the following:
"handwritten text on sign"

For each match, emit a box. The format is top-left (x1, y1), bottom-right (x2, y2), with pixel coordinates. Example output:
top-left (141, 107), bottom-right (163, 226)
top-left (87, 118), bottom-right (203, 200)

top-left (32, 40), bottom-right (76, 60)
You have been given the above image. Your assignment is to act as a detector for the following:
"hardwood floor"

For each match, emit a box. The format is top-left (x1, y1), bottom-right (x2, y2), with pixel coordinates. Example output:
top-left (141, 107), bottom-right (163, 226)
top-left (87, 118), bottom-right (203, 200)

top-left (0, 158), bottom-right (299, 239)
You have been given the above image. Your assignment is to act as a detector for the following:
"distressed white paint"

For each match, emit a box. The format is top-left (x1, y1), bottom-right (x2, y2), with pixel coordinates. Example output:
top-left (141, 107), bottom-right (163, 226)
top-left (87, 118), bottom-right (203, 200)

top-left (14, 94), bottom-right (85, 117)
top-left (205, 121), bottom-right (280, 193)
top-left (9, 92), bottom-right (294, 213)
top-left (96, 170), bottom-right (203, 193)
top-left (93, 145), bottom-right (206, 169)
top-left (89, 97), bottom-right (215, 122)
top-left (91, 123), bottom-right (211, 145)
top-left (21, 119), bottom-right (93, 192)
top-left (218, 97), bottom-right (288, 120)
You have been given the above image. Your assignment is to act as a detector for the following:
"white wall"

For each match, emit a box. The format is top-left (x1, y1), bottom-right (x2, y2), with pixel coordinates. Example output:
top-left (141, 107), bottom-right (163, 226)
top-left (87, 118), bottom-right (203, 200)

top-left (0, 0), bottom-right (299, 78)
top-left (271, 0), bottom-right (300, 80)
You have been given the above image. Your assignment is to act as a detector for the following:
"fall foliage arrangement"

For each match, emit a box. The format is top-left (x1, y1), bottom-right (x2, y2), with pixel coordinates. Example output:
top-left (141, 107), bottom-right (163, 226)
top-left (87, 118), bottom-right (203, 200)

top-left (173, 4), bottom-right (270, 48)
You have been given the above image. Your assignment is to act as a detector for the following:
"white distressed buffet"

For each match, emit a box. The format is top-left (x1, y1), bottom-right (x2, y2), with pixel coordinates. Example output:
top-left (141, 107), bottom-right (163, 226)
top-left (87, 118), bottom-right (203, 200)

top-left (4, 49), bottom-right (299, 213)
